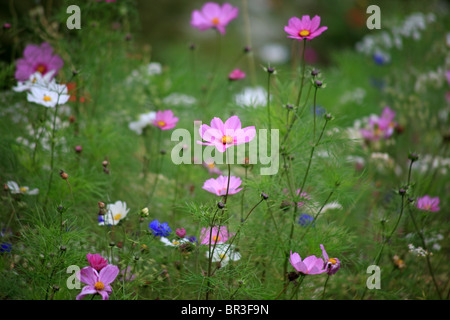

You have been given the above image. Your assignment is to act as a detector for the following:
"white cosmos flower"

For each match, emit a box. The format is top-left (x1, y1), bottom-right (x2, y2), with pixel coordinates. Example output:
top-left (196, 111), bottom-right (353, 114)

top-left (160, 237), bottom-right (189, 247)
top-left (205, 244), bottom-right (241, 267)
top-left (101, 201), bottom-right (130, 226)
top-left (6, 181), bottom-right (39, 195)
top-left (129, 111), bottom-right (156, 135)
top-left (13, 71), bottom-right (56, 92)
top-left (27, 83), bottom-right (70, 108)
top-left (234, 86), bottom-right (269, 108)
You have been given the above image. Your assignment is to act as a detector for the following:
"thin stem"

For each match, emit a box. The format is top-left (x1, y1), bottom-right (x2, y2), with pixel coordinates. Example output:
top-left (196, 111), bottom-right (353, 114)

top-left (300, 189), bottom-right (335, 241)
top-left (295, 40), bottom-right (307, 107)
top-left (242, 0), bottom-right (256, 86)
top-left (322, 274), bottom-right (330, 299)
top-left (408, 207), bottom-right (443, 299)
top-left (267, 71), bottom-right (272, 132)
top-left (43, 103), bottom-right (60, 209)
top-left (289, 274), bottom-right (305, 300)
top-left (313, 86), bottom-right (318, 142)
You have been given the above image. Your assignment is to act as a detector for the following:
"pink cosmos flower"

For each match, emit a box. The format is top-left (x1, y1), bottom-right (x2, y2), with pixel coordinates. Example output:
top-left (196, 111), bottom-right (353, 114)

top-left (416, 195), bottom-right (440, 212)
top-left (284, 15), bottom-right (328, 41)
top-left (76, 265), bottom-right (119, 300)
top-left (15, 42), bottom-right (64, 81)
top-left (86, 253), bottom-right (108, 272)
top-left (203, 158), bottom-right (223, 175)
top-left (360, 106), bottom-right (397, 141)
top-left (202, 175), bottom-right (243, 196)
top-left (191, 2), bottom-right (239, 35)
top-left (289, 251), bottom-right (327, 275)
top-left (320, 244), bottom-right (340, 275)
top-left (198, 115), bottom-right (256, 153)
top-left (228, 69), bottom-right (246, 81)
top-left (152, 110), bottom-right (179, 130)
top-left (199, 225), bottom-right (234, 245)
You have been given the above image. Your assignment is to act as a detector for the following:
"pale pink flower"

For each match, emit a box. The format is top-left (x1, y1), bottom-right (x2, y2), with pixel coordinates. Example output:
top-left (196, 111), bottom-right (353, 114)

top-left (198, 115), bottom-right (256, 152)
top-left (320, 244), bottom-right (340, 275)
top-left (416, 195), bottom-right (440, 212)
top-left (228, 69), bottom-right (246, 81)
top-left (289, 251), bottom-right (327, 275)
top-left (284, 15), bottom-right (328, 41)
top-left (202, 175), bottom-right (242, 196)
top-left (76, 265), bottom-right (119, 300)
top-left (191, 2), bottom-right (239, 35)
top-left (153, 110), bottom-right (179, 130)
top-left (199, 225), bottom-right (233, 245)
top-left (360, 106), bottom-right (397, 141)
top-left (203, 158), bottom-right (223, 175)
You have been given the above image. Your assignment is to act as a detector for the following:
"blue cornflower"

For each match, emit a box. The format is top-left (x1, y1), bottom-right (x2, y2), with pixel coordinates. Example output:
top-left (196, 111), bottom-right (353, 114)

top-left (149, 219), bottom-right (171, 237)
top-left (298, 214), bottom-right (315, 227)
top-left (310, 105), bottom-right (326, 116)
top-left (0, 242), bottom-right (12, 253)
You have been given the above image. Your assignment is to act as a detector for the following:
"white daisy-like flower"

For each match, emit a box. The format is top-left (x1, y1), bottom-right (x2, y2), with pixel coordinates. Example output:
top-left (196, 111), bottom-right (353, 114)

top-left (205, 244), bottom-right (241, 267)
top-left (234, 86), bottom-right (269, 108)
top-left (6, 181), bottom-right (39, 195)
top-left (162, 93), bottom-right (197, 107)
top-left (147, 62), bottom-right (162, 76)
top-left (128, 111), bottom-right (156, 135)
top-left (27, 83), bottom-right (70, 108)
top-left (13, 71), bottom-right (56, 92)
top-left (160, 237), bottom-right (189, 247)
top-left (101, 201), bottom-right (130, 226)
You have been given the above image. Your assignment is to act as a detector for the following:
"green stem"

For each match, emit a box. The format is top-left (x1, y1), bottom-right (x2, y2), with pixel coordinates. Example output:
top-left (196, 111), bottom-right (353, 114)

top-left (295, 40), bottom-right (307, 107)
top-left (322, 274), bottom-right (330, 299)
top-left (267, 71), bottom-right (272, 132)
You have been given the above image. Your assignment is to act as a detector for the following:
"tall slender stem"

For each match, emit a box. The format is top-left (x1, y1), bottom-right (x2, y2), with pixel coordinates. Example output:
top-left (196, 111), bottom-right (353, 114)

top-left (295, 40), bottom-right (307, 107)
top-left (267, 71), bottom-right (272, 132)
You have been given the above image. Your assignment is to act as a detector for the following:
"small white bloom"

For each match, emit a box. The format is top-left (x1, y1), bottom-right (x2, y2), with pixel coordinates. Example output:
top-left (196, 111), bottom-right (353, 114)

top-left (129, 111), bottom-right (156, 135)
top-left (160, 237), bottom-right (189, 247)
top-left (101, 201), bottom-right (130, 226)
top-left (6, 181), bottom-right (39, 195)
top-left (13, 71), bottom-right (56, 92)
top-left (162, 93), bottom-right (197, 107)
top-left (235, 86), bottom-right (268, 108)
top-left (205, 244), bottom-right (241, 267)
top-left (147, 62), bottom-right (162, 76)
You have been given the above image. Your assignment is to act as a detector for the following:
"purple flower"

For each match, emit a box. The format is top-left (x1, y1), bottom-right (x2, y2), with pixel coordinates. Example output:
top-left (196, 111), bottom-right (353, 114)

top-left (15, 42), bottom-right (64, 81)
top-left (360, 106), bottom-right (397, 141)
top-left (86, 253), bottom-right (108, 272)
top-left (76, 265), bottom-right (119, 300)
top-left (416, 195), bottom-right (440, 212)
top-left (191, 2), bottom-right (239, 35)
top-left (320, 244), bottom-right (340, 275)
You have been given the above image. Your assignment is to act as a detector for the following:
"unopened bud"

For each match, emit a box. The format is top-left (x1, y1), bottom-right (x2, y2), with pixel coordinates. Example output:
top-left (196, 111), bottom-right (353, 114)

top-left (261, 192), bottom-right (269, 200)
top-left (60, 170), bottom-right (69, 180)
top-left (217, 201), bottom-right (225, 209)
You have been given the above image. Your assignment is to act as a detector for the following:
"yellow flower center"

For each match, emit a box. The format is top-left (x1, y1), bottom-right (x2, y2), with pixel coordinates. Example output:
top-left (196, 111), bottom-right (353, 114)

top-left (299, 30), bottom-right (310, 37)
top-left (423, 204), bottom-right (431, 210)
top-left (219, 254), bottom-right (227, 259)
top-left (212, 17), bottom-right (220, 25)
top-left (114, 213), bottom-right (122, 221)
top-left (222, 135), bottom-right (233, 145)
top-left (328, 258), bottom-right (337, 265)
top-left (212, 235), bottom-right (221, 243)
top-left (157, 121), bottom-right (166, 127)
top-left (19, 187), bottom-right (28, 193)
top-left (43, 95), bottom-right (52, 102)
top-left (207, 163), bottom-right (215, 168)
top-left (94, 281), bottom-right (104, 290)
top-left (172, 240), bottom-right (180, 245)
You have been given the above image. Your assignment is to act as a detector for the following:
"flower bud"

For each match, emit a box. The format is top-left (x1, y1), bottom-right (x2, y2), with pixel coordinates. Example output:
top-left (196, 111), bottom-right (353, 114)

top-left (261, 192), bottom-right (269, 200)
top-left (59, 170), bottom-right (69, 180)
top-left (217, 201), bottom-right (225, 209)
top-left (140, 207), bottom-right (149, 217)
top-left (176, 228), bottom-right (186, 238)
top-left (408, 153), bottom-right (419, 162)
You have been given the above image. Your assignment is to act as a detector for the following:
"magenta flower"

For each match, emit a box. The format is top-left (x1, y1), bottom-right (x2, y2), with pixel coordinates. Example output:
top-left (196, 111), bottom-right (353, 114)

top-left (289, 251), bottom-right (327, 275)
top-left (15, 42), bottom-right (64, 81)
top-left (86, 253), bottom-right (108, 272)
top-left (176, 227), bottom-right (187, 238)
top-left (416, 195), bottom-right (440, 212)
top-left (191, 2), bottom-right (239, 35)
top-left (198, 115), bottom-right (256, 153)
top-left (152, 110), bottom-right (179, 130)
top-left (320, 244), bottom-right (340, 275)
top-left (228, 69), bottom-right (246, 81)
top-left (199, 226), bottom-right (233, 245)
top-left (202, 175), bottom-right (243, 196)
top-left (284, 15), bottom-right (328, 41)
top-left (76, 265), bottom-right (119, 300)
top-left (360, 106), bottom-right (397, 141)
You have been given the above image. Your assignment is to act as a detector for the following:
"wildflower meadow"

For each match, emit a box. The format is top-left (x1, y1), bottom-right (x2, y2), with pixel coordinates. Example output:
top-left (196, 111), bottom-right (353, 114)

top-left (0, 0), bottom-right (448, 307)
